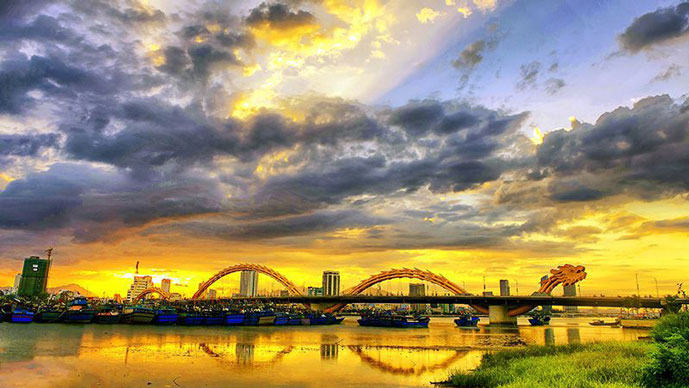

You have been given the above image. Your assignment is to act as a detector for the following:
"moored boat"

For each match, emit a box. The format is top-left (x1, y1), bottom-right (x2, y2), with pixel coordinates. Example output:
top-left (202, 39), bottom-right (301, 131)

top-left (204, 311), bottom-right (224, 325)
top-left (310, 313), bottom-right (344, 325)
top-left (154, 307), bottom-right (178, 325)
top-left (275, 312), bottom-right (289, 326)
top-left (177, 312), bottom-right (204, 326)
top-left (589, 319), bottom-right (620, 327)
top-left (455, 316), bottom-right (480, 327)
top-left (528, 316), bottom-right (551, 326)
top-left (358, 313), bottom-right (429, 328)
top-left (35, 309), bottom-right (62, 323)
top-left (121, 306), bottom-right (155, 324)
top-left (224, 312), bottom-right (245, 326)
top-left (60, 298), bottom-right (95, 323)
top-left (10, 308), bottom-right (34, 323)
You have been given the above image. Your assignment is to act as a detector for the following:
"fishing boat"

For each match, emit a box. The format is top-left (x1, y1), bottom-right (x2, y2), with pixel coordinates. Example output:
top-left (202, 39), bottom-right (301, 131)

top-left (177, 311), bottom-right (204, 326)
top-left (310, 313), bottom-right (344, 325)
top-left (94, 310), bottom-right (121, 324)
top-left (121, 306), bottom-right (155, 324)
top-left (274, 312), bottom-right (290, 326)
top-left (589, 319), bottom-right (620, 327)
top-left (528, 310), bottom-right (551, 326)
top-left (10, 308), bottom-right (34, 323)
top-left (60, 298), bottom-right (95, 323)
top-left (34, 308), bottom-right (62, 323)
top-left (154, 307), bottom-right (178, 325)
top-left (288, 315), bottom-right (304, 325)
top-left (203, 311), bottom-right (225, 325)
top-left (358, 313), bottom-right (430, 328)
top-left (224, 312), bottom-right (245, 326)
top-left (243, 311), bottom-right (276, 326)
top-left (455, 315), bottom-right (480, 327)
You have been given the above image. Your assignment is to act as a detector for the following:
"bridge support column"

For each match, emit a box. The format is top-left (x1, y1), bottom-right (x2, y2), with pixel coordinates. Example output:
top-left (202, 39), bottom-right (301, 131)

top-left (488, 305), bottom-right (517, 325)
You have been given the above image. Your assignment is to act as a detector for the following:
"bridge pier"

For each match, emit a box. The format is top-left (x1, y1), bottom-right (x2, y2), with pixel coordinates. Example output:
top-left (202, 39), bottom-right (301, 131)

top-left (488, 305), bottom-right (517, 325)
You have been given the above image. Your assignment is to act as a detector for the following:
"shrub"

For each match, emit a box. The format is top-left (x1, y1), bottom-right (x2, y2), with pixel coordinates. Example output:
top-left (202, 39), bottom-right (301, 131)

top-left (643, 312), bottom-right (689, 387)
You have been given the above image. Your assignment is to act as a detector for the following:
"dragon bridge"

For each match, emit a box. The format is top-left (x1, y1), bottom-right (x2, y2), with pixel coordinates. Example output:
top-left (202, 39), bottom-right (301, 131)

top-left (193, 263), bottom-right (302, 300)
top-left (132, 287), bottom-right (171, 304)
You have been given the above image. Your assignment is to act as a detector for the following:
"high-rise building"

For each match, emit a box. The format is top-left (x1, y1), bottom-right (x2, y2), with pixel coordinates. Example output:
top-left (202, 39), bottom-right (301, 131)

top-left (322, 271), bottom-right (340, 296)
top-left (499, 279), bottom-right (511, 296)
top-left (126, 275), bottom-right (153, 302)
top-left (161, 278), bottom-right (171, 294)
top-left (409, 283), bottom-right (427, 313)
top-left (563, 283), bottom-right (578, 313)
top-left (540, 275), bottom-right (553, 313)
top-left (239, 270), bottom-right (258, 297)
top-left (13, 273), bottom-right (21, 293)
top-left (17, 256), bottom-right (51, 297)
top-left (207, 289), bottom-right (217, 299)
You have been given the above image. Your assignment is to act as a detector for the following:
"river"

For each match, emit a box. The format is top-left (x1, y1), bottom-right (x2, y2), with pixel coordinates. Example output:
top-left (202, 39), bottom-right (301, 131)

top-left (0, 317), bottom-right (648, 388)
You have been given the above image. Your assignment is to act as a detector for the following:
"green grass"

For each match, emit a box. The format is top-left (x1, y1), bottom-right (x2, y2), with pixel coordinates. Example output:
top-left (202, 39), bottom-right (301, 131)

top-left (449, 342), bottom-right (653, 388)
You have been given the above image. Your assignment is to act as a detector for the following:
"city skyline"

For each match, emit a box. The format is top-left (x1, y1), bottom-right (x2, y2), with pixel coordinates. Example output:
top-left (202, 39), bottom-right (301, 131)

top-left (1, 0), bottom-right (688, 298)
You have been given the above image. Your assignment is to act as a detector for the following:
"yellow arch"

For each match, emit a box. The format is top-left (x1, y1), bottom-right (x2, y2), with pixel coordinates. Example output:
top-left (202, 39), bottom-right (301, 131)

top-left (193, 263), bottom-right (302, 299)
top-left (132, 287), bottom-right (171, 304)
top-left (344, 268), bottom-right (469, 295)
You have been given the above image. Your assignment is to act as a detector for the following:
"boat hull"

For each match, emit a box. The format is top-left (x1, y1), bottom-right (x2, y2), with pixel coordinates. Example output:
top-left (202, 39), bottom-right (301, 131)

top-left (94, 314), bottom-right (121, 324)
top-left (11, 312), bottom-right (34, 323)
top-left (60, 310), bottom-right (95, 323)
top-left (121, 312), bottom-right (155, 324)
top-left (224, 313), bottom-right (245, 326)
top-left (358, 318), bottom-right (428, 328)
top-left (154, 313), bottom-right (178, 325)
top-left (528, 317), bottom-right (551, 326)
top-left (455, 317), bottom-right (480, 327)
top-left (35, 311), bottom-right (61, 323)
top-left (204, 316), bottom-right (224, 325)
top-left (177, 315), bottom-right (204, 326)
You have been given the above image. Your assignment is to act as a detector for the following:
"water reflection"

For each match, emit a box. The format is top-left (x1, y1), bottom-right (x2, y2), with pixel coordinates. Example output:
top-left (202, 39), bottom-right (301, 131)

top-left (0, 318), bottom-right (650, 388)
top-left (349, 345), bottom-right (469, 376)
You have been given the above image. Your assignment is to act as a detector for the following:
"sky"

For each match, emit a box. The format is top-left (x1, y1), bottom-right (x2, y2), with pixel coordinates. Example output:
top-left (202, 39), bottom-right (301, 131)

top-left (0, 0), bottom-right (688, 298)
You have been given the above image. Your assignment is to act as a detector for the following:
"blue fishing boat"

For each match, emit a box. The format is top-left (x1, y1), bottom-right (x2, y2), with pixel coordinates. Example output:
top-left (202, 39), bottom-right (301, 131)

top-left (528, 310), bottom-right (551, 326)
top-left (154, 307), bottom-right (178, 325)
top-left (243, 311), bottom-right (276, 326)
top-left (10, 308), bottom-right (34, 323)
top-left (358, 313), bottom-right (429, 328)
top-left (274, 312), bottom-right (289, 325)
top-left (204, 311), bottom-right (224, 325)
top-left (177, 312), bottom-right (204, 325)
top-left (528, 316), bottom-right (551, 326)
top-left (454, 316), bottom-right (480, 327)
top-left (60, 298), bottom-right (95, 323)
top-left (288, 316), bottom-right (303, 325)
top-left (310, 313), bottom-right (344, 325)
top-left (224, 312), bottom-right (245, 326)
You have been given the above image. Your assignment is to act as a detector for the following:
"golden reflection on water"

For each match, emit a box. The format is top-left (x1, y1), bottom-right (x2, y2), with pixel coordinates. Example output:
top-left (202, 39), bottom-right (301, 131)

top-left (0, 317), bottom-right (648, 388)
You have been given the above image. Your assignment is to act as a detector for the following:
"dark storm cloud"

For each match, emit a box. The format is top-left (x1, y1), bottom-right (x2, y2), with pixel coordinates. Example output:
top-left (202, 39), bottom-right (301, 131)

top-left (245, 2), bottom-right (317, 29)
top-left (0, 164), bottom-right (224, 241)
top-left (0, 0), bottom-right (48, 22)
top-left (0, 15), bottom-right (77, 43)
top-left (0, 54), bottom-right (117, 114)
top-left (388, 101), bottom-right (525, 137)
top-left (68, 0), bottom-right (166, 26)
top-left (452, 40), bottom-right (486, 69)
top-left (150, 209), bottom-right (389, 241)
top-left (618, 2), bottom-right (689, 53)
top-left (536, 94), bottom-right (689, 200)
top-left (0, 133), bottom-right (60, 157)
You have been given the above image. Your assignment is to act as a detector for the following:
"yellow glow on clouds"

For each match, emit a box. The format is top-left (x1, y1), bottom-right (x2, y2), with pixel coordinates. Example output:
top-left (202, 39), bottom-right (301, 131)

top-left (417, 8), bottom-right (441, 24)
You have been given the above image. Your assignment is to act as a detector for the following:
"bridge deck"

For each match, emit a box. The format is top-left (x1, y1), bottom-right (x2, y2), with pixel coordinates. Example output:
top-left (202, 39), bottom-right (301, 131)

top-left (191, 295), bottom-right (688, 309)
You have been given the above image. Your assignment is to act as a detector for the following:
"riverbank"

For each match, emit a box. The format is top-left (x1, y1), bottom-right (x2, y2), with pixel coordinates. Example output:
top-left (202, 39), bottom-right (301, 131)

top-left (447, 341), bottom-right (651, 388)
top-left (447, 312), bottom-right (689, 388)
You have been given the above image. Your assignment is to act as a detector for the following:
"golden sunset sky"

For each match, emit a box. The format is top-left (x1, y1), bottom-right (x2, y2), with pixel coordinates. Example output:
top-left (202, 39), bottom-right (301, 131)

top-left (0, 0), bottom-right (688, 297)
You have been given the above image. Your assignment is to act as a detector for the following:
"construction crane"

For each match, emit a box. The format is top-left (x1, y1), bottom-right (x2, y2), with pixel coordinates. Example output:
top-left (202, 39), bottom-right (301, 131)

top-left (45, 248), bottom-right (53, 260)
top-left (135, 261), bottom-right (139, 275)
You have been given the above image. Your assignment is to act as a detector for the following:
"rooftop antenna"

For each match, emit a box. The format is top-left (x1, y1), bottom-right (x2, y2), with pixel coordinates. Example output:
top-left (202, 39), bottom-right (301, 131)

top-left (45, 248), bottom-right (53, 261)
